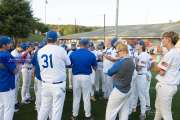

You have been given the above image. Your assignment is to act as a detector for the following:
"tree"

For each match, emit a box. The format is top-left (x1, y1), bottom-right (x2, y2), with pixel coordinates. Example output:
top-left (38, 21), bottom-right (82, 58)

top-left (0, 0), bottom-right (35, 43)
top-left (34, 21), bottom-right (49, 33)
top-left (55, 25), bottom-right (98, 36)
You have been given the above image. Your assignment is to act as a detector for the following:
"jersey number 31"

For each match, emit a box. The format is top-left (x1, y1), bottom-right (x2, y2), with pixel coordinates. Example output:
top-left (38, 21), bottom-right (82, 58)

top-left (41, 54), bottom-right (53, 68)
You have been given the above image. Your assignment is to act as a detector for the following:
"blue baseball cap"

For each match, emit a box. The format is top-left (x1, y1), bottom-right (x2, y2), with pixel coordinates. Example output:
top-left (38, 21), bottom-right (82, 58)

top-left (79, 38), bottom-right (90, 46)
top-left (138, 40), bottom-right (145, 46)
top-left (111, 37), bottom-right (118, 47)
top-left (46, 31), bottom-right (58, 41)
top-left (20, 43), bottom-right (28, 51)
top-left (0, 36), bottom-right (12, 46)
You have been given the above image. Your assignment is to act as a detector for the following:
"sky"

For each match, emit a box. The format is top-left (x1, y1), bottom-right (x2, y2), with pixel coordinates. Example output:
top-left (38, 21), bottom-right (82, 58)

top-left (30, 0), bottom-right (180, 26)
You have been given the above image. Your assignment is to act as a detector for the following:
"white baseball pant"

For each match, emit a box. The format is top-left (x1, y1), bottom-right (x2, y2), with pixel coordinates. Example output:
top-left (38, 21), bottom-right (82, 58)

top-left (38, 81), bottom-right (66, 120)
top-left (34, 77), bottom-right (42, 113)
top-left (106, 88), bottom-right (131, 120)
top-left (68, 68), bottom-right (73, 89)
top-left (103, 74), bottom-right (113, 99)
top-left (0, 89), bottom-right (15, 120)
top-left (72, 75), bottom-right (91, 117)
top-left (154, 83), bottom-right (177, 120)
top-left (21, 67), bottom-right (32, 102)
top-left (146, 71), bottom-right (152, 107)
top-left (136, 74), bottom-right (148, 115)
top-left (129, 70), bottom-right (138, 114)
top-left (95, 70), bottom-right (105, 92)
top-left (90, 70), bottom-right (96, 97)
top-left (15, 72), bottom-right (20, 104)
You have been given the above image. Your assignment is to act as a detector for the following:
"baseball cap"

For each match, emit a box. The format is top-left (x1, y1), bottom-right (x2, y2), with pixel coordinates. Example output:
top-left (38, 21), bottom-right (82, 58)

top-left (138, 40), bottom-right (145, 46)
top-left (0, 36), bottom-right (12, 46)
top-left (111, 37), bottom-right (118, 47)
top-left (79, 38), bottom-right (90, 46)
top-left (46, 31), bottom-right (58, 41)
top-left (20, 43), bottom-right (28, 51)
top-left (89, 42), bottom-right (94, 47)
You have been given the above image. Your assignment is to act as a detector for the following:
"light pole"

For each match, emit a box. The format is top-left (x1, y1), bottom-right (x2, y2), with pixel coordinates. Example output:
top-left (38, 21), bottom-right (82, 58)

top-left (44, 0), bottom-right (48, 24)
top-left (115, 0), bottom-right (119, 38)
top-left (104, 14), bottom-right (106, 42)
top-left (74, 18), bottom-right (77, 33)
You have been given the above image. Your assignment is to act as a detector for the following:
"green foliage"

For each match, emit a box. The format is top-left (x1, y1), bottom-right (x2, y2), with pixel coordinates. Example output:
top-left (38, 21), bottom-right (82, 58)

top-left (49, 24), bottom-right (98, 36)
top-left (27, 34), bottom-right (44, 42)
top-left (16, 34), bottom-right (44, 43)
top-left (33, 20), bottom-right (49, 33)
top-left (0, 0), bottom-right (35, 38)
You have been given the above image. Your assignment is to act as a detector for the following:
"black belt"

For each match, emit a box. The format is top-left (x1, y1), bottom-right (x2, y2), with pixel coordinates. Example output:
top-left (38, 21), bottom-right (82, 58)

top-left (42, 81), bottom-right (64, 84)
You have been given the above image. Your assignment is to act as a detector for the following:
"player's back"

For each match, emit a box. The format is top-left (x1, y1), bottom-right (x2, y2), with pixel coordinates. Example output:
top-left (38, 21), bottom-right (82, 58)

top-left (37, 44), bottom-right (70, 83)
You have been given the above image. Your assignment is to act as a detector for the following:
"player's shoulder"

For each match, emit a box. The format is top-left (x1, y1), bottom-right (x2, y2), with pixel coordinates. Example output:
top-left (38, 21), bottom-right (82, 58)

top-left (10, 49), bottom-right (16, 54)
top-left (166, 48), bottom-right (179, 57)
top-left (0, 50), bottom-right (10, 56)
top-left (0, 51), bottom-right (12, 61)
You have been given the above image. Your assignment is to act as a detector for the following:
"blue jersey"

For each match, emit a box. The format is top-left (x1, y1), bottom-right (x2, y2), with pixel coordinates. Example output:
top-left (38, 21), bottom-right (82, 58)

top-left (107, 57), bottom-right (135, 93)
top-left (70, 48), bottom-right (97, 75)
top-left (0, 51), bottom-right (16, 92)
top-left (31, 51), bottom-right (41, 80)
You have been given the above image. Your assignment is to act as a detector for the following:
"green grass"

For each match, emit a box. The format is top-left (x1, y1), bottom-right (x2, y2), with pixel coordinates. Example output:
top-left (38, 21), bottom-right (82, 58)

top-left (14, 74), bottom-right (180, 120)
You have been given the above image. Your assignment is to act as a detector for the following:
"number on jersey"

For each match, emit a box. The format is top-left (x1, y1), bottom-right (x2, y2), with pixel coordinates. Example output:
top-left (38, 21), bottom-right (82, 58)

top-left (41, 54), bottom-right (53, 68)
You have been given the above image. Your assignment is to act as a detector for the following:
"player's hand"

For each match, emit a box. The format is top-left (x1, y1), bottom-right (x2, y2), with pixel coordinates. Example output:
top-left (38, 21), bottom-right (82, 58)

top-left (159, 69), bottom-right (165, 76)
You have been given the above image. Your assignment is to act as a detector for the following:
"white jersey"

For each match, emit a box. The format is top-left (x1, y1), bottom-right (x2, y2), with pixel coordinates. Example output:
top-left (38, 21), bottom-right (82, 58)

top-left (21, 51), bottom-right (32, 68)
top-left (96, 50), bottom-right (103, 70)
top-left (11, 49), bottom-right (21, 58)
top-left (137, 52), bottom-right (151, 74)
top-left (11, 49), bottom-right (21, 59)
top-left (156, 47), bottom-right (180, 86)
top-left (103, 47), bottom-right (117, 73)
top-left (37, 44), bottom-right (71, 83)
top-left (128, 45), bottom-right (138, 65)
top-left (11, 49), bottom-right (22, 71)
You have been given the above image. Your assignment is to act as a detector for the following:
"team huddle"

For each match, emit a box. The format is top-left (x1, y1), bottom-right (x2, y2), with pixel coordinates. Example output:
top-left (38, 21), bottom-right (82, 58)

top-left (0, 30), bottom-right (180, 120)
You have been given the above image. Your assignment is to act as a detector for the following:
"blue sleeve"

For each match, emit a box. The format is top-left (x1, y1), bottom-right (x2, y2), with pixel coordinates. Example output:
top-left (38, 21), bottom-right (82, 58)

top-left (31, 51), bottom-right (37, 66)
top-left (4, 53), bottom-right (16, 73)
top-left (69, 53), bottom-right (74, 64)
top-left (107, 59), bottom-right (124, 76)
top-left (91, 54), bottom-right (97, 68)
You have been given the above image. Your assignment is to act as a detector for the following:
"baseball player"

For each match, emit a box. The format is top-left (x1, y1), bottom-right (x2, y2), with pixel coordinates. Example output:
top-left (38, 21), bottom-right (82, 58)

top-left (70, 38), bottom-right (97, 120)
top-left (11, 44), bottom-right (23, 112)
top-left (21, 43), bottom-right (33, 104)
top-left (89, 42), bottom-right (98, 101)
top-left (154, 31), bottom-right (180, 120)
top-left (127, 39), bottom-right (139, 116)
top-left (67, 42), bottom-right (77, 90)
top-left (0, 36), bottom-right (17, 120)
top-left (103, 38), bottom-right (117, 100)
top-left (146, 54), bottom-right (153, 111)
top-left (95, 42), bottom-right (105, 96)
top-left (105, 43), bottom-right (135, 120)
top-left (37, 31), bottom-right (71, 120)
top-left (31, 42), bottom-right (45, 115)
top-left (136, 42), bottom-right (152, 120)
